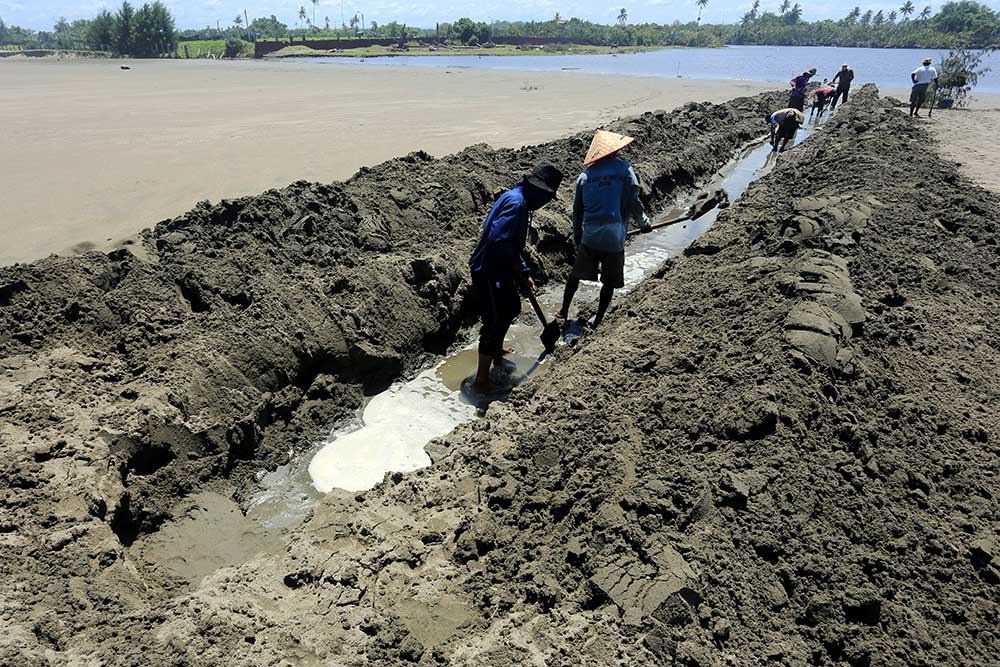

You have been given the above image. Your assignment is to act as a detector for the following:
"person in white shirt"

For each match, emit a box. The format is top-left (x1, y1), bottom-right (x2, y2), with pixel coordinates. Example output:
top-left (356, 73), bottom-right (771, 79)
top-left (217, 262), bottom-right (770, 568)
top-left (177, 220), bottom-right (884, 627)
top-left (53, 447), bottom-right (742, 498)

top-left (910, 57), bottom-right (939, 117)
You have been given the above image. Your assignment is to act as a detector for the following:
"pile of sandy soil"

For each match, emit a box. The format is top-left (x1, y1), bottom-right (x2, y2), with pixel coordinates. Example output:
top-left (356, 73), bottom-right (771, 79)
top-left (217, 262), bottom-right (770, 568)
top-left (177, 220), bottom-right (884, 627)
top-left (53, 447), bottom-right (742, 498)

top-left (265, 45), bottom-right (336, 57)
top-left (0, 90), bottom-right (788, 663)
top-left (27, 84), bottom-right (995, 667)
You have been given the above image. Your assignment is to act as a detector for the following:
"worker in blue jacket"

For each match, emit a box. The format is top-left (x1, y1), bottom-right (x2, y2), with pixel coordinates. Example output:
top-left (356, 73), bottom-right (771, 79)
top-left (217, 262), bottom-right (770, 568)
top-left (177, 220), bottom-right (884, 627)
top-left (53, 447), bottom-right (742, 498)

top-left (469, 161), bottom-right (563, 389)
top-left (555, 130), bottom-right (650, 328)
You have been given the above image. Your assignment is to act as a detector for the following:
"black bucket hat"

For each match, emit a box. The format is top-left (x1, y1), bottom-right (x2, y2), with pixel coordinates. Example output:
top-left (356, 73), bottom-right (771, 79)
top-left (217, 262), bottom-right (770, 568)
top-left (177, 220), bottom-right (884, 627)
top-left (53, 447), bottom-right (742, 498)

top-left (524, 161), bottom-right (563, 194)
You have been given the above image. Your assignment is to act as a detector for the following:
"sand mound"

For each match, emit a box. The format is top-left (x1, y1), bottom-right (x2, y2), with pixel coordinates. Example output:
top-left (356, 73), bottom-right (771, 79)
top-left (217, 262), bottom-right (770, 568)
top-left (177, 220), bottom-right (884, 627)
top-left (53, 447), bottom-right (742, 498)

top-left (0, 90), bottom-right (788, 663)
top-left (57, 85), bottom-right (999, 666)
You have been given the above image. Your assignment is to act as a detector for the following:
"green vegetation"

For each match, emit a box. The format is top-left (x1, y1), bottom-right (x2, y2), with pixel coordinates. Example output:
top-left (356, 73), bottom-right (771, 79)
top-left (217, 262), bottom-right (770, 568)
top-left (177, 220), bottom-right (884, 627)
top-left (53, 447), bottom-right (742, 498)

top-left (174, 39), bottom-right (224, 58)
top-left (1, 1), bottom-right (176, 57)
top-left (935, 48), bottom-right (993, 105)
top-left (224, 36), bottom-right (250, 58)
top-left (419, 17), bottom-right (723, 47)
top-left (484, 3), bottom-right (998, 49)
top-left (2, 2), bottom-right (997, 57)
top-left (733, 0), bottom-right (1000, 48)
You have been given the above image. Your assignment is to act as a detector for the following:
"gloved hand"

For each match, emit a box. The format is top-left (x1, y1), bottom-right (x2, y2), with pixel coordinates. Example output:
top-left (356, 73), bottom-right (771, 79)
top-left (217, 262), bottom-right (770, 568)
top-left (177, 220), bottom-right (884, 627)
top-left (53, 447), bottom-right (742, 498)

top-left (640, 215), bottom-right (652, 234)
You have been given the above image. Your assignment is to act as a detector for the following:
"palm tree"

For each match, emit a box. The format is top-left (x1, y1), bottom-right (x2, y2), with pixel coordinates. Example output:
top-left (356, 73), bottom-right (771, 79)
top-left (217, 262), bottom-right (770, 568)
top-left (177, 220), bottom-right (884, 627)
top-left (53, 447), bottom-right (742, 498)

top-left (617, 8), bottom-right (628, 26)
top-left (919, 5), bottom-right (931, 20)
top-left (888, 10), bottom-right (898, 22)
top-left (873, 9), bottom-right (885, 25)
top-left (900, 1), bottom-right (915, 18)
top-left (234, 14), bottom-right (243, 29)
top-left (298, 5), bottom-right (307, 29)
top-left (311, 0), bottom-right (319, 26)
top-left (787, 3), bottom-right (803, 22)
top-left (845, 6), bottom-right (861, 23)
top-left (696, 0), bottom-right (709, 24)
top-left (779, 0), bottom-right (791, 15)
top-left (741, 10), bottom-right (754, 26)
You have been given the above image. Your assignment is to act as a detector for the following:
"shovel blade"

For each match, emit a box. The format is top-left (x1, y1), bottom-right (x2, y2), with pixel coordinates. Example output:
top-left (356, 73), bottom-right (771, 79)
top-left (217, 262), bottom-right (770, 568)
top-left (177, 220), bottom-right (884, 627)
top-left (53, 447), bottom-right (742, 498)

top-left (540, 322), bottom-right (561, 354)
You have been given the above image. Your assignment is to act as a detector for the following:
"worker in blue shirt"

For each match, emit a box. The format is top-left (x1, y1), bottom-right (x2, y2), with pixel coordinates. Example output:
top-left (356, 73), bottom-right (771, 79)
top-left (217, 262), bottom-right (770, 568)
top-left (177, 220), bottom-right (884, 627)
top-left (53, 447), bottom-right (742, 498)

top-left (555, 130), bottom-right (650, 328)
top-left (788, 67), bottom-right (817, 112)
top-left (469, 161), bottom-right (563, 389)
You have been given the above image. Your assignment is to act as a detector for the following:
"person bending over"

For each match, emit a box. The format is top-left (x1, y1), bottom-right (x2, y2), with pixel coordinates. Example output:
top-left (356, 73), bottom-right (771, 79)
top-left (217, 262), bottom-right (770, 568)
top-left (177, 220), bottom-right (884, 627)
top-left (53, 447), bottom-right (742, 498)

top-left (788, 67), bottom-right (817, 112)
top-left (771, 108), bottom-right (803, 153)
top-left (810, 81), bottom-right (835, 119)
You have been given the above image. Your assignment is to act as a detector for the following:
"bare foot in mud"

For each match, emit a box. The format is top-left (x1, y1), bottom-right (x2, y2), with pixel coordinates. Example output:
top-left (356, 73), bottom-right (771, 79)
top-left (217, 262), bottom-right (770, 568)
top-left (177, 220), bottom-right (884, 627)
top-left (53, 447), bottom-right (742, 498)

top-left (493, 346), bottom-right (514, 358)
top-left (553, 310), bottom-right (568, 320)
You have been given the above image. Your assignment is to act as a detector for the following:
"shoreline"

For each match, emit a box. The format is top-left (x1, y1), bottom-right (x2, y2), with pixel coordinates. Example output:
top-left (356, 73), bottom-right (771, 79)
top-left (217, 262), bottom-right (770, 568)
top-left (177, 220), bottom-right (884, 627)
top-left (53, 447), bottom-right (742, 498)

top-left (2, 57), bottom-right (997, 266)
top-left (0, 59), bottom-right (779, 266)
top-left (261, 44), bottom-right (675, 59)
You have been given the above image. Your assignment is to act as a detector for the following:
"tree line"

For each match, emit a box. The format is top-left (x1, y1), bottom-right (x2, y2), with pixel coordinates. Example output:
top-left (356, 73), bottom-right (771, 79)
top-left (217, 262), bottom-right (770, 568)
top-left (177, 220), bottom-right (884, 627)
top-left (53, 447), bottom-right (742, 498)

top-left (2, 1), bottom-right (997, 54)
top-left (487, 2), bottom-right (997, 49)
top-left (732, 0), bottom-right (999, 48)
top-left (1, 1), bottom-right (176, 57)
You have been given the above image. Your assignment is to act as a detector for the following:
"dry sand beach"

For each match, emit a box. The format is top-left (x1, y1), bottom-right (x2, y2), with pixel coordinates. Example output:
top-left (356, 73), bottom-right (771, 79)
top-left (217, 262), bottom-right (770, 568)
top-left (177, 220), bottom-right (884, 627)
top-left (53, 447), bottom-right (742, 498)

top-left (0, 58), bottom-right (779, 265)
top-left (928, 107), bottom-right (1000, 192)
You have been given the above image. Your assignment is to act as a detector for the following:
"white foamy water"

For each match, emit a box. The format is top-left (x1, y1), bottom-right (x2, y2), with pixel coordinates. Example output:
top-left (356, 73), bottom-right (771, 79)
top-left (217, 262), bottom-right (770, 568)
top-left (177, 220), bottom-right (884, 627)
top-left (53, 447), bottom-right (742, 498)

top-left (308, 365), bottom-right (478, 493)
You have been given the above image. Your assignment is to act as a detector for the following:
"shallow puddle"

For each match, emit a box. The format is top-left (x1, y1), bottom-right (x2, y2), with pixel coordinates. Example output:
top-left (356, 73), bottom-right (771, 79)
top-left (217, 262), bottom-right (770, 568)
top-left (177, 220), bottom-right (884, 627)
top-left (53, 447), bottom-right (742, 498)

top-left (133, 491), bottom-right (284, 587)
top-left (249, 124), bottom-right (817, 526)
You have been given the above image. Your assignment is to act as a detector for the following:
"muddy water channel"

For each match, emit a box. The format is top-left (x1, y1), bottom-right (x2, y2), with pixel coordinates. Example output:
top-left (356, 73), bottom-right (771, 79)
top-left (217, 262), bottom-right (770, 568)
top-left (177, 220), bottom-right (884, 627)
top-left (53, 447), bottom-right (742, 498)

top-left (245, 125), bottom-right (816, 529)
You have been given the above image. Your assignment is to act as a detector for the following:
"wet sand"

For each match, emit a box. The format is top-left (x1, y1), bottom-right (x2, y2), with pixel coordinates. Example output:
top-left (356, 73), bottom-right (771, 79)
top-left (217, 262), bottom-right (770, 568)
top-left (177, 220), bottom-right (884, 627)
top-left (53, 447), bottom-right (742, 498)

top-left (926, 107), bottom-right (1000, 193)
top-left (0, 58), bottom-right (779, 266)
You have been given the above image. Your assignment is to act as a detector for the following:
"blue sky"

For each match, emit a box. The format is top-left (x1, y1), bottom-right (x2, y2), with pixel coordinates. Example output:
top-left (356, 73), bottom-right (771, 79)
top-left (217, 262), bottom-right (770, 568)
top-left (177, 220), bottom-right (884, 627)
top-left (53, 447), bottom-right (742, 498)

top-left (3, 0), bottom-right (999, 31)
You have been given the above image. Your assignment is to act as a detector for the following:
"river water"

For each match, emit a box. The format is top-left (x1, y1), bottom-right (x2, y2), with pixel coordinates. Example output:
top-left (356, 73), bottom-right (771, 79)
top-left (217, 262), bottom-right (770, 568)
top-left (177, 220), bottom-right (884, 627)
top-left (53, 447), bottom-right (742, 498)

top-left (246, 121), bottom-right (819, 528)
top-left (304, 45), bottom-right (1000, 94)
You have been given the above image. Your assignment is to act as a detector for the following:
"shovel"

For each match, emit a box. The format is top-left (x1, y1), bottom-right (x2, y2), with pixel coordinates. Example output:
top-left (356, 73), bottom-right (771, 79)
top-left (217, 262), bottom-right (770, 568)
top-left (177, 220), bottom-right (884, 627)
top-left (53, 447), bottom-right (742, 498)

top-left (523, 285), bottom-right (561, 354)
top-left (626, 214), bottom-right (692, 238)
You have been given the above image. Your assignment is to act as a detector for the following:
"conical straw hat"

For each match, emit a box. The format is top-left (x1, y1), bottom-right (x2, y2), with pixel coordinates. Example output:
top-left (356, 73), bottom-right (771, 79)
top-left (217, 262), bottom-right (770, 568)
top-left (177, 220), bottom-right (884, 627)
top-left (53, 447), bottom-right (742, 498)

top-left (583, 129), bottom-right (635, 167)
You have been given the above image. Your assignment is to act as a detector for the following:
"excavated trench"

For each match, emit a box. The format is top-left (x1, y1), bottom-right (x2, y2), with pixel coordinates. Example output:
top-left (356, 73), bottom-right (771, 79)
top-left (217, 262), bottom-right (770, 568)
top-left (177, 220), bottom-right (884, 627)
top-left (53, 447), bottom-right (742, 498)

top-left (1, 88), bottom-right (800, 636)
top-left (245, 124), bottom-right (818, 532)
top-left (42, 86), bottom-right (998, 667)
top-left (0, 88), bottom-right (781, 545)
top-left (6, 86), bottom-right (999, 666)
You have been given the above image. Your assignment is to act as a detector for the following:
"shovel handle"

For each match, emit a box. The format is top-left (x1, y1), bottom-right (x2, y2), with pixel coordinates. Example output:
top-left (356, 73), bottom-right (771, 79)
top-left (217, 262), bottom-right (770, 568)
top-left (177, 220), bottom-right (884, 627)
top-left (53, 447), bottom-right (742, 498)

top-left (524, 286), bottom-right (549, 327)
top-left (626, 214), bottom-right (692, 238)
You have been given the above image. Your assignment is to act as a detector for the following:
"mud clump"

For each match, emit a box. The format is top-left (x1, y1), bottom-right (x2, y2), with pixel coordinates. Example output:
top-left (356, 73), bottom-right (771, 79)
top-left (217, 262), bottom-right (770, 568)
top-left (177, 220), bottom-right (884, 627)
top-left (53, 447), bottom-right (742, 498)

top-left (0, 91), bottom-right (788, 662)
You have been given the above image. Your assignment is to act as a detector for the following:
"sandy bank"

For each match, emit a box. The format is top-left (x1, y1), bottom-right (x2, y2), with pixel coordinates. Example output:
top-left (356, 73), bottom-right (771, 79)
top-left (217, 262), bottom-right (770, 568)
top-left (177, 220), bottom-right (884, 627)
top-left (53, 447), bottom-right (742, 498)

top-left (0, 58), bottom-right (777, 266)
top-left (142, 88), bottom-right (999, 666)
top-left (924, 107), bottom-right (1000, 193)
top-left (0, 89), bottom-right (792, 666)
top-left (3, 86), bottom-right (992, 666)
